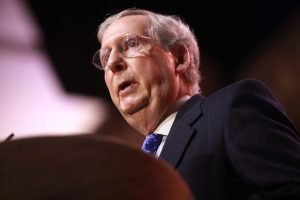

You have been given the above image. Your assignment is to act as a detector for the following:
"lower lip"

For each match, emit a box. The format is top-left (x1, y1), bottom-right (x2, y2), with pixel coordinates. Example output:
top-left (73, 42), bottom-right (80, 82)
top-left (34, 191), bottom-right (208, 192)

top-left (119, 83), bottom-right (138, 96)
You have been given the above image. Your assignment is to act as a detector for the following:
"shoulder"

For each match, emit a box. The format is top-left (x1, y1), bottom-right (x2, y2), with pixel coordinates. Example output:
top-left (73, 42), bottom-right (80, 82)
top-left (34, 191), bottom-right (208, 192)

top-left (212, 78), bottom-right (273, 97)
top-left (208, 78), bottom-right (277, 102)
top-left (206, 78), bottom-right (287, 114)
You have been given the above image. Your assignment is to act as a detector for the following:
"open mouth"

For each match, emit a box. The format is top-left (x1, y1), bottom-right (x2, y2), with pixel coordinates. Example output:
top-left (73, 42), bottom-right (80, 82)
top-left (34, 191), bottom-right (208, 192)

top-left (118, 81), bottom-right (133, 92)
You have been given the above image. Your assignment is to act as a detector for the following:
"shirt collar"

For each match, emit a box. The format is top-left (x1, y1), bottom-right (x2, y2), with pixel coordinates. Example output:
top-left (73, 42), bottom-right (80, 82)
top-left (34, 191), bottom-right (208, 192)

top-left (154, 95), bottom-right (191, 136)
top-left (155, 112), bottom-right (177, 136)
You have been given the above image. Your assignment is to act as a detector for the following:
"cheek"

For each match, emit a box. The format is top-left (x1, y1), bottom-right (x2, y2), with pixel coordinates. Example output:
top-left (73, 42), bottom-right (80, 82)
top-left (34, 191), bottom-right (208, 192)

top-left (153, 65), bottom-right (176, 88)
top-left (104, 74), bottom-right (110, 88)
top-left (154, 62), bottom-right (178, 98)
top-left (104, 73), bottom-right (114, 96)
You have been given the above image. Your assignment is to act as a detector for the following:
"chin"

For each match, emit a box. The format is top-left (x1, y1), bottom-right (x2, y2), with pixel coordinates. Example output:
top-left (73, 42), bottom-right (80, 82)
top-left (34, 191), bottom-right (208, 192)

top-left (121, 98), bottom-right (149, 115)
top-left (121, 108), bottom-right (159, 135)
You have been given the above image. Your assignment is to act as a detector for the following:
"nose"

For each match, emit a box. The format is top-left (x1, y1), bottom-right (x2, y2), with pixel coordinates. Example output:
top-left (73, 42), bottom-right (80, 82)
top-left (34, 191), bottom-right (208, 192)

top-left (106, 47), bottom-right (127, 73)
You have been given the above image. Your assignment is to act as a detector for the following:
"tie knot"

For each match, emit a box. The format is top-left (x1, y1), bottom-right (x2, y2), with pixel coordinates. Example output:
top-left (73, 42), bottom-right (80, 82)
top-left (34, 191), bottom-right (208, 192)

top-left (142, 133), bottom-right (164, 155)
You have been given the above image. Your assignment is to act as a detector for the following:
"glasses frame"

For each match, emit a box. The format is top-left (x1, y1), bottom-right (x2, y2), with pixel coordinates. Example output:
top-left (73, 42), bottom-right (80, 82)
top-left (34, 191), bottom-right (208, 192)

top-left (92, 34), bottom-right (155, 70)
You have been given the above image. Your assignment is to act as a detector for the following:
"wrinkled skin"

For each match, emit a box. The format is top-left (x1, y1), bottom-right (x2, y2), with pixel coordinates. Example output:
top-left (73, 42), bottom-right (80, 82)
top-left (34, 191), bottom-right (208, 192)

top-left (100, 15), bottom-right (191, 135)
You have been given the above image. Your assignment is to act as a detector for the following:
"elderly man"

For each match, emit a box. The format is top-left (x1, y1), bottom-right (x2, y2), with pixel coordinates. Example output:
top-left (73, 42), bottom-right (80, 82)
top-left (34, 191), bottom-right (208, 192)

top-left (92, 8), bottom-right (300, 200)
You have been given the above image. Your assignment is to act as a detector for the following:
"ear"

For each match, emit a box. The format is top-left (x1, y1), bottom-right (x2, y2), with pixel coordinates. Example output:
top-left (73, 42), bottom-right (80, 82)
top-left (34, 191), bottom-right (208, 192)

top-left (172, 45), bottom-right (190, 74)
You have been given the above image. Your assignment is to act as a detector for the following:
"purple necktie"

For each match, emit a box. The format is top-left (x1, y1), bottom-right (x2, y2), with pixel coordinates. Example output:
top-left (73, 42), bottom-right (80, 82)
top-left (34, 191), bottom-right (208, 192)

top-left (141, 133), bottom-right (164, 155)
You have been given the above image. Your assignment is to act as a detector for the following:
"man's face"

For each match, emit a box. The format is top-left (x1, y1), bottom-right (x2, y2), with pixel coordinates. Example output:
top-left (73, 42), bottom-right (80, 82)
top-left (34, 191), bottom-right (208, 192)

top-left (100, 15), bottom-right (181, 135)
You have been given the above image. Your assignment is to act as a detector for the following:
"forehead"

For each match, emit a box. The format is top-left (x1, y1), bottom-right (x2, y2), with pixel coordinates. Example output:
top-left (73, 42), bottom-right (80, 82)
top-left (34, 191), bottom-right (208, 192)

top-left (100, 15), bottom-right (149, 47)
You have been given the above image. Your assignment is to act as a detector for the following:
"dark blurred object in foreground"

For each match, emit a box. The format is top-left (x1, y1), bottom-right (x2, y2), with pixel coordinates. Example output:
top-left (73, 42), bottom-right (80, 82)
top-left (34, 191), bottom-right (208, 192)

top-left (0, 134), bottom-right (194, 200)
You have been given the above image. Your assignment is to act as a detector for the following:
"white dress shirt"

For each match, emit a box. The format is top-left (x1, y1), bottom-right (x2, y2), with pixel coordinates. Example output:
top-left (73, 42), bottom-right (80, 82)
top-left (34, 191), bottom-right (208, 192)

top-left (154, 95), bottom-right (191, 157)
top-left (154, 112), bottom-right (177, 157)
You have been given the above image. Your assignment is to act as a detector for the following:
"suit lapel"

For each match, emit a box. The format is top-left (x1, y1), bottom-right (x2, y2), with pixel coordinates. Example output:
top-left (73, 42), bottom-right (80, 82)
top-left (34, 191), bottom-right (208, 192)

top-left (160, 94), bottom-right (204, 167)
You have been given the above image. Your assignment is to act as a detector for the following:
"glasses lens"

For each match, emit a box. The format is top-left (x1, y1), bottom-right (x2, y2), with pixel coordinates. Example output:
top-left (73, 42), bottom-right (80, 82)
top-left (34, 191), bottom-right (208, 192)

top-left (92, 50), bottom-right (103, 70)
top-left (120, 35), bottom-right (139, 54)
top-left (92, 34), bottom-right (153, 70)
top-left (100, 49), bottom-right (111, 69)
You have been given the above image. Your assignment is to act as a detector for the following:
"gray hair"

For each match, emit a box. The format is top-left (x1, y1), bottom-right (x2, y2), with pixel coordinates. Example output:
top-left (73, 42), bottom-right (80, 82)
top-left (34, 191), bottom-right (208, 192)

top-left (97, 8), bottom-right (201, 93)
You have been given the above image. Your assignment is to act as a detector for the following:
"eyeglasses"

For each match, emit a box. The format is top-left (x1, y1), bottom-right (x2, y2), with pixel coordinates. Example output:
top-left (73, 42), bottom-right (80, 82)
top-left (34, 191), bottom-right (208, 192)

top-left (92, 34), bottom-right (154, 70)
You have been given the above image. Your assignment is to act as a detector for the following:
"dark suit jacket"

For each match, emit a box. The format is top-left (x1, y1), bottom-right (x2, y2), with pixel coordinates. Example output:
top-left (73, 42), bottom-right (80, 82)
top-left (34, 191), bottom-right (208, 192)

top-left (160, 78), bottom-right (300, 200)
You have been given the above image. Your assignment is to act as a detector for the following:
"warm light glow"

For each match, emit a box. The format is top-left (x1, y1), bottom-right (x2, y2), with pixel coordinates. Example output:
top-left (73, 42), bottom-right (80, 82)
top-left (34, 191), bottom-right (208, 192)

top-left (0, 0), bottom-right (107, 140)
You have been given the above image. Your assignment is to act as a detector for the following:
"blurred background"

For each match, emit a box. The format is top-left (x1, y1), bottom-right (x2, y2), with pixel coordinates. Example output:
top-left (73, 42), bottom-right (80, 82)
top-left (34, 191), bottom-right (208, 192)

top-left (1, 0), bottom-right (299, 147)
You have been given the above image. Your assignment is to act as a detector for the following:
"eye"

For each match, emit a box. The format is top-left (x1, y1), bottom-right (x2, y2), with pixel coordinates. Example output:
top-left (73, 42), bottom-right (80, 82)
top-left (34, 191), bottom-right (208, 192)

top-left (120, 36), bottom-right (139, 51)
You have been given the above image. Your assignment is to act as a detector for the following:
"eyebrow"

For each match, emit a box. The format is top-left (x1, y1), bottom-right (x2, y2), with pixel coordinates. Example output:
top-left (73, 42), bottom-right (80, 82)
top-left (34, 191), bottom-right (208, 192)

top-left (101, 34), bottom-right (127, 49)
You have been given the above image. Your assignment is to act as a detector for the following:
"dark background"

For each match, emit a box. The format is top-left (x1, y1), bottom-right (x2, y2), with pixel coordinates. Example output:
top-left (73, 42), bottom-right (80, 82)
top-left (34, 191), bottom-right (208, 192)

top-left (26, 0), bottom-right (300, 98)
top-left (24, 1), bottom-right (300, 138)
